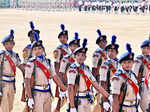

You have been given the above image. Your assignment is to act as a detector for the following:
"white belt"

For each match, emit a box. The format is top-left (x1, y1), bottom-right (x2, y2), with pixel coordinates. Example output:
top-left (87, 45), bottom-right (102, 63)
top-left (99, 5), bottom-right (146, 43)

top-left (123, 100), bottom-right (136, 105)
top-left (78, 92), bottom-right (87, 96)
top-left (34, 85), bottom-right (49, 90)
top-left (2, 75), bottom-right (15, 81)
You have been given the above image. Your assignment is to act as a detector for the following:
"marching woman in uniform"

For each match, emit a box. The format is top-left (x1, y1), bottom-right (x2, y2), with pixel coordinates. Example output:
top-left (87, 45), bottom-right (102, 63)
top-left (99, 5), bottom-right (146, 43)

top-left (67, 38), bottom-right (112, 112)
top-left (25, 32), bottom-right (67, 112)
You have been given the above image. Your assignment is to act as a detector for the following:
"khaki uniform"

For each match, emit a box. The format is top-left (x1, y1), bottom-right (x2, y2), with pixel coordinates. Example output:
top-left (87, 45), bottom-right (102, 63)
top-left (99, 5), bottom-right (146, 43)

top-left (67, 62), bottom-right (96, 112)
top-left (92, 48), bottom-right (106, 71)
top-left (0, 50), bottom-right (21, 112)
top-left (132, 55), bottom-right (150, 111)
top-left (59, 54), bottom-right (74, 73)
top-left (111, 68), bottom-right (139, 112)
top-left (53, 44), bottom-right (70, 98)
top-left (59, 53), bottom-right (75, 86)
top-left (92, 48), bottom-right (107, 108)
top-left (100, 58), bottom-right (119, 92)
top-left (53, 44), bottom-right (71, 63)
top-left (23, 44), bottom-right (32, 64)
top-left (25, 57), bottom-right (55, 112)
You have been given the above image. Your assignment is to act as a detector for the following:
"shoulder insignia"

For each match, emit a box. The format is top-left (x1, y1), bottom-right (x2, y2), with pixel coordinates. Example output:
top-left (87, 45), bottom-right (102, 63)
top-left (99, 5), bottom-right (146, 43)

top-left (53, 50), bottom-right (59, 59)
top-left (23, 51), bottom-right (28, 58)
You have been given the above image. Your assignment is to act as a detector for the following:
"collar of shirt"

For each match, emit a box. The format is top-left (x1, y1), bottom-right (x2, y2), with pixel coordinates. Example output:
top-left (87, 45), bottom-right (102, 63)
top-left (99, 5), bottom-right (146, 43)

top-left (6, 50), bottom-right (13, 56)
top-left (37, 55), bottom-right (45, 62)
top-left (144, 55), bottom-right (150, 59)
top-left (99, 47), bottom-right (104, 52)
top-left (71, 53), bottom-right (75, 58)
top-left (63, 43), bottom-right (69, 47)
top-left (113, 58), bottom-right (118, 62)
top-left (108, 57), bottom-right (118, 62)
top-left (120, 66), bottom-right (132, 76)
top-left (75, 61), bottom-right (85, 68)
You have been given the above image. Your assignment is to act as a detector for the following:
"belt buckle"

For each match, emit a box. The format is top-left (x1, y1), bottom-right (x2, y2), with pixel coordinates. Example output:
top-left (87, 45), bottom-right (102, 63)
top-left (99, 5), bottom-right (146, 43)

top-left (130, 101), bottom-right (134, 105)
top-left (43, 85), bottom-right (48, 90)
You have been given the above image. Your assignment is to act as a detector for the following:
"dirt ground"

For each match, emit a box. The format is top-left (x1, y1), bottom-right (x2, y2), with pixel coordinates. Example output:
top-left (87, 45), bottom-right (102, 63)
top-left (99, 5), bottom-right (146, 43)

top-left (0, 9), bottom-right (149, 112)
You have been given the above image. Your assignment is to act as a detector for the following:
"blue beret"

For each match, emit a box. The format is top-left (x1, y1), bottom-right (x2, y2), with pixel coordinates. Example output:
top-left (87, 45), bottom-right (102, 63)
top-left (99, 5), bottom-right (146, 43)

top-left (31, 32), bottom-right (43, 49)
top-left (58, 24), bottom-right (68, 38)
top-left (31, 40), bottom-right (43, 49)
top-left (96, 35), bottom-right (107, 44)
top-left (69, 32), bottom-right (80, 46)
top-left (74, 38), bottom-right (88, 55)
top-left (119, 43), bottom-right (134, 63)
top-left (105, 35), bottom-right (119, 51)
top-left (2, 29), bottom-right (14, 43)
top-left (96, 29), bottom-right (107, 44)
top-left (28, 21), bottom-right (40, 37)
top-left (140, 39), bottom-right (150, 48)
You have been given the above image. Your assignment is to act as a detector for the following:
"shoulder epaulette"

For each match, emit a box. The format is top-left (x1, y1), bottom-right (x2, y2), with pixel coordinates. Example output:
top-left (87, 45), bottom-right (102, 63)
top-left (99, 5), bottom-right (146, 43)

top-left (29, 57), bottom-right (36, 62)
top-left (64, 54), bottom-right (71, 59)
top-left (104, 60), bottom-right (111, 66)
top-left (95, 48), bottom-right (100, 53)
top-left (0, 50), bottom-right (5, 55)
top-left (57, 45), bottom-right (63, 49)
top-left (115, 69), bottom-right (123, 77)
top-left (136, 55), bottom-right (143, 60)
top-left (26, 44), bottom-right (32, 49)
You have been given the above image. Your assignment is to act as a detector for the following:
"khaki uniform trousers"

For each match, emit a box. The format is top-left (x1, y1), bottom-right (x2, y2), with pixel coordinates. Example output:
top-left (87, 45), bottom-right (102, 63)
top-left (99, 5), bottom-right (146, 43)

top-left (78, 98), bottom-right (91, 112)
top-left (0, 82), bottom-right (15, 112)
top-left (33, 92), bottom-right (52, 112)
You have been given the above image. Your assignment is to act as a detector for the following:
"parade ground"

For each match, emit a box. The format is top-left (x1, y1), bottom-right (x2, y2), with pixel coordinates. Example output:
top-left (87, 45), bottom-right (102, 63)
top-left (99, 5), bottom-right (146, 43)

top-left (0, 9), bottom-right (150, 112)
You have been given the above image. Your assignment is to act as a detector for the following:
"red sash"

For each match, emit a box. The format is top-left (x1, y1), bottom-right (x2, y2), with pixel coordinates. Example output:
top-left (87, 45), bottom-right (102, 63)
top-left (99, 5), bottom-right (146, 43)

top-left (60, 48), bottom-right (67, 56)
top-left (68, 56), bottom-right (75, 63)
top-left (33, 60), bottom-right (51, 79)
top-left (4, 54), bottom-right (16, 75)
top-left (99, 50), bottom-right (107, 61)
top-left (120, 73), bottom-right (139, 96)
top-left (141, 57), bottom-right (150, 88)
top-left (77, 67), bottom-right (92, 91)
top-left (109, 63), bottom-right (117, 74)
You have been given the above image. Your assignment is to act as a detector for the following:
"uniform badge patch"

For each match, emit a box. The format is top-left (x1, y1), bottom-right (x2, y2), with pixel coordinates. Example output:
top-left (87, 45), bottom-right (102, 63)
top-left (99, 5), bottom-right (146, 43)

top-left (23, 49), bottom-right (28, 58)
top-left (53, 50), bottom-right (59, 59)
